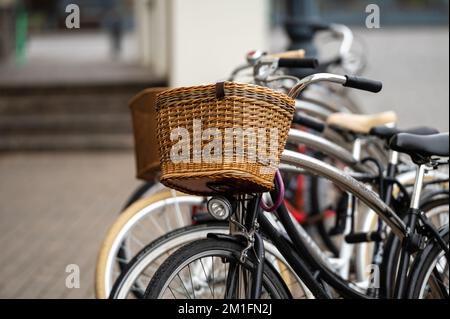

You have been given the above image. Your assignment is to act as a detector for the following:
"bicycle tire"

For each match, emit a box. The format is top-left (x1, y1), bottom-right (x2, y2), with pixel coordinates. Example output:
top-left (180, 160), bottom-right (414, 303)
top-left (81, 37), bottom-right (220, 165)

top-left (95, 190), bottom-right (194, 298)
top-left (121, 181), bottom-right (156, 210)
top-left (406, 226), bottom-right (449, 299)
top-left (111, 223), bottom-right (309, 299)
top-left (380, 196), bottom-right (449, 298)
top-left (110, 223), bottom-right (228, 299)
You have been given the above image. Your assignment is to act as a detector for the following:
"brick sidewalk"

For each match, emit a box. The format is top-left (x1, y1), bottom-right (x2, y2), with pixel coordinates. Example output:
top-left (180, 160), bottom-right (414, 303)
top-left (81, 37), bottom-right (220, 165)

top-left (0, 152), bottom-right (139, 298)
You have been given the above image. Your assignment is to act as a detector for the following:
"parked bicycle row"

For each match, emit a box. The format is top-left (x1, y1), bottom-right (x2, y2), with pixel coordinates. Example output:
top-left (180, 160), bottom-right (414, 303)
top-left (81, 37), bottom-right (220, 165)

top-left (95, 23), bottom-right (449, 299)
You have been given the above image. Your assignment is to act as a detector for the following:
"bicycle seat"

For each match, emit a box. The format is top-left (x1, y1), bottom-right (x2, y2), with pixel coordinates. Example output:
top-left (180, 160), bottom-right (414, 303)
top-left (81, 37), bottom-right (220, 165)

top-left (369, 126), bottom-right (439, 141)
top-left (389, 132), bottom-right (449, 162)
top-left (326, 111), bottom-right (397, 134)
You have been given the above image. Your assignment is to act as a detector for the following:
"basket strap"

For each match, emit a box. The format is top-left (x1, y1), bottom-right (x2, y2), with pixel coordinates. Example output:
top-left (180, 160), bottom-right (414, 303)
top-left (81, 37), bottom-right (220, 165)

top-left (215, 82), bottom-right (226, 99)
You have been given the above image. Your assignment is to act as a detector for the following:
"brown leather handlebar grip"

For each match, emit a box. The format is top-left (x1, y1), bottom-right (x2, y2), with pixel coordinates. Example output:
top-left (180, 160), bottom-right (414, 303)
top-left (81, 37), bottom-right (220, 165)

top-left (267, 49), bottom-right (305, 59)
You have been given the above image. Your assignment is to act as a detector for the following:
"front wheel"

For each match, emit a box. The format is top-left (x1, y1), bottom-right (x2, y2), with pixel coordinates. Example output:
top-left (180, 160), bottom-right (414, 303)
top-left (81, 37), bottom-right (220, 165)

top-left (144, 238), bottom-right (292, 299)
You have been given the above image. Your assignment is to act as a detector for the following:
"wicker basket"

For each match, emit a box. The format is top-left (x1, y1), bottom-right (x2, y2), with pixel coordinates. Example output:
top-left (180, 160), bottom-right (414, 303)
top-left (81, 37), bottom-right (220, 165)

top-left (130, 87), bottom-right (168, 180)
top-left (156, 81), bottom-right (295, 195)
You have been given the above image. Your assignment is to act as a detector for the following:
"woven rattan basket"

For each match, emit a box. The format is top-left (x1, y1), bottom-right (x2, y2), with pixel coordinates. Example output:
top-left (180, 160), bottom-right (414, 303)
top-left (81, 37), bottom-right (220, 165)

top-left (130, 87), bottom-right (168, 180)
top-left (156, 81), bottom-right (295, 195)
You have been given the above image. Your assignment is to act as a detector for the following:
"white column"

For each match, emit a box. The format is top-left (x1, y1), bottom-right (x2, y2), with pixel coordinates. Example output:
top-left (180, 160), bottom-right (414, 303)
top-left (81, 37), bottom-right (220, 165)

top-left (134, 0), bottom-right (169, 78)
top-left (134, 0), bottom-right (269, 86)
top-left (168, 0), bottom-right (269, 86)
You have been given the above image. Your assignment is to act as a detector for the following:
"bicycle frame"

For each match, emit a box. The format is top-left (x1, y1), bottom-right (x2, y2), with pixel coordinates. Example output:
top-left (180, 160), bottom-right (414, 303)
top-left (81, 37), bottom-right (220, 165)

top-left (295, 100), bottom-right (333, 120)
top-left (302, 85), bottom-right (361, 114)
top-left (262, 151), bottom-right (448, 298)
top-left (280, 144), bottom-right (396, 286)
top-left (281, 150), bottom-right (407, 238)
top-left (246, 150), bottom-right (405, 298)
top-left (355, 167), bottom-right (449, 283)
top-left (287, 129), bottom-right (361, 170)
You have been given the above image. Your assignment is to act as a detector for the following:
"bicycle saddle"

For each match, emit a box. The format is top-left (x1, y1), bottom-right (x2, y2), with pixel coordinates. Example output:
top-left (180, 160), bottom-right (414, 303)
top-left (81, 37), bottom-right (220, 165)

top-left (326, 111), bottom-right (397, 134)
top-left (389, 132), bottom-right (449, 162)
top-left (369, 126), bottom-right (439, 141)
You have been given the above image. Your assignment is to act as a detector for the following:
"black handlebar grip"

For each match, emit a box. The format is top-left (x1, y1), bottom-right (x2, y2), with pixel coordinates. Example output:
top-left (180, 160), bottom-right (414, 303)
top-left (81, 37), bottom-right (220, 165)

top-left (345, 232), bottom-right (383, 244)
top-left (278, 58), bottom-right (319, 69)
top-left (292, 114), bottom-right (325, 133)
top-left (343, 75), bottom-right (382, 93)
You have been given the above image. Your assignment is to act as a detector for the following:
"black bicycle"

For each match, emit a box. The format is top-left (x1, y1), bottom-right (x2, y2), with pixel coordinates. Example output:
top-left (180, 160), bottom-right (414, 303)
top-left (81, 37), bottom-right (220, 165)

top-left (143, 74), bottom-right (449, 299)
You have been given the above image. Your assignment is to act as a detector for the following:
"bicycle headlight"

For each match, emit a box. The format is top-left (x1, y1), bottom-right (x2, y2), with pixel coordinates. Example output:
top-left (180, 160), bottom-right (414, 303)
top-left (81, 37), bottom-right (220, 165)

top-left (207, 196), bottom-right (232, 221)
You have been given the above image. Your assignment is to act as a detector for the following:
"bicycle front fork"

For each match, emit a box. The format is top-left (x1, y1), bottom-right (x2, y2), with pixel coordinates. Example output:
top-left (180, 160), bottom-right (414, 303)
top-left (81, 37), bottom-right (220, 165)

top-left (226, 194), bottom-right (265, 299)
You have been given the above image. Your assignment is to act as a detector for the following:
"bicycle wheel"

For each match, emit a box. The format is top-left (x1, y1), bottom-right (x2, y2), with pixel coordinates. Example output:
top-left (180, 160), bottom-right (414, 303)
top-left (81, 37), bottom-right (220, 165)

top-left (144, 238), bottom-right (292, 299)
top-left (111, 223), bottom-right (310, 299)
top-left (110, 224), bottom-right (228, 299)
top-left (95, 191), bottom-right (205, 298)
top-left (308, 171), bottom-right (342, 256)
top-left (406, 226), bottom-right (449, 299)
top-left (121, 181), bottom-right (156, 210)
top-left (380, 196), bottom-right (449, 298)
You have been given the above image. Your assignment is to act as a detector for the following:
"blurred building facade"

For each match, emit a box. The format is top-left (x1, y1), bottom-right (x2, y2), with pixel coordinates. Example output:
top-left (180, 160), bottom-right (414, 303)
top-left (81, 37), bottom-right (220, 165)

top-left (134, 0), bottom-right (269, 86)
top-left (0, 0), bottom-right (448, 151)
top-left (1, 0), bottom-right (448, 67)
top-left (0, 0), bottom-right (16, 60)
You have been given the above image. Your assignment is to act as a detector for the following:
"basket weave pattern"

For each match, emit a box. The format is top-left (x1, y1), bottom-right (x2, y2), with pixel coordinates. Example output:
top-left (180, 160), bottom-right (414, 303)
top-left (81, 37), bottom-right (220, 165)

top-left (156, 82), bottom-right (295, 195)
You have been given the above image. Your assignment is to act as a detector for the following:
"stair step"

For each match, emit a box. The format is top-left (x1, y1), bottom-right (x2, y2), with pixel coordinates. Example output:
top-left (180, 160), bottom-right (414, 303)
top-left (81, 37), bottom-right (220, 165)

top-left (0, 79), bottom-right (165, 150)
top-left (0, 114), bottom-right (132, 134)
top-left (0, 133), bottom-right (133, 151)
top-left (0, 91), bottom-right (137, 116)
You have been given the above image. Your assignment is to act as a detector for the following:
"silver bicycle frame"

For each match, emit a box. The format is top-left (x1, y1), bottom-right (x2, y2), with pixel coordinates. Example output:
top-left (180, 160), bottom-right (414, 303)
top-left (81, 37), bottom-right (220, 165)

top-left (287, 128), bottom-right (358, 169)
top-left (295, 100), bottom-right (333, 120)
top-left (302, 85), bottom-right (356, 114)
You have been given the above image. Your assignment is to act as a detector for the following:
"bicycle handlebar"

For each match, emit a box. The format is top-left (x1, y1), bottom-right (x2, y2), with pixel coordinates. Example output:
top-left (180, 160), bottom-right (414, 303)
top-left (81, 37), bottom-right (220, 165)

top-left (231, 22), bottom-right (361, 81)
top-left (288, 73), bottom-right (382, 99)
top-left (278, 58), bottom-right (319, 69)
top-left (343, 75), bottom-right (382, 93)
top-left (330, 24), bottom-right (354, 59)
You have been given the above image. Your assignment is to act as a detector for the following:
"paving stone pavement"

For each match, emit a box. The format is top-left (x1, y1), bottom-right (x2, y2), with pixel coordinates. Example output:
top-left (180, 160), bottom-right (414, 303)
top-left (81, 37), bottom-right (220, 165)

top-left (0, 152), bottom-right (139, 298)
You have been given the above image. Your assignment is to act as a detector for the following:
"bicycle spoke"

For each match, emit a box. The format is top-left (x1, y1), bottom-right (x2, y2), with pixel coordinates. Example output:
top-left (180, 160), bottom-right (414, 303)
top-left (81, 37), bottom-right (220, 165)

top-left (177, 273), bottom-right (192, 299)
top-left (148, 215), bottom-right (166, 235)
top-left (187, 264), bottom-right (196, 299)
top-left (172, 190), bottom-right (186, 228)
top-left (199, 258), bottom-right (214, 297)
top-left (129, 234), bottom-right (145, 248)
top-left (211, 256), bottom-right (215, 298)
top-left (168, 285), bottom-right (177, 299)
top-left (116, 257), bottom-right (128, 263)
